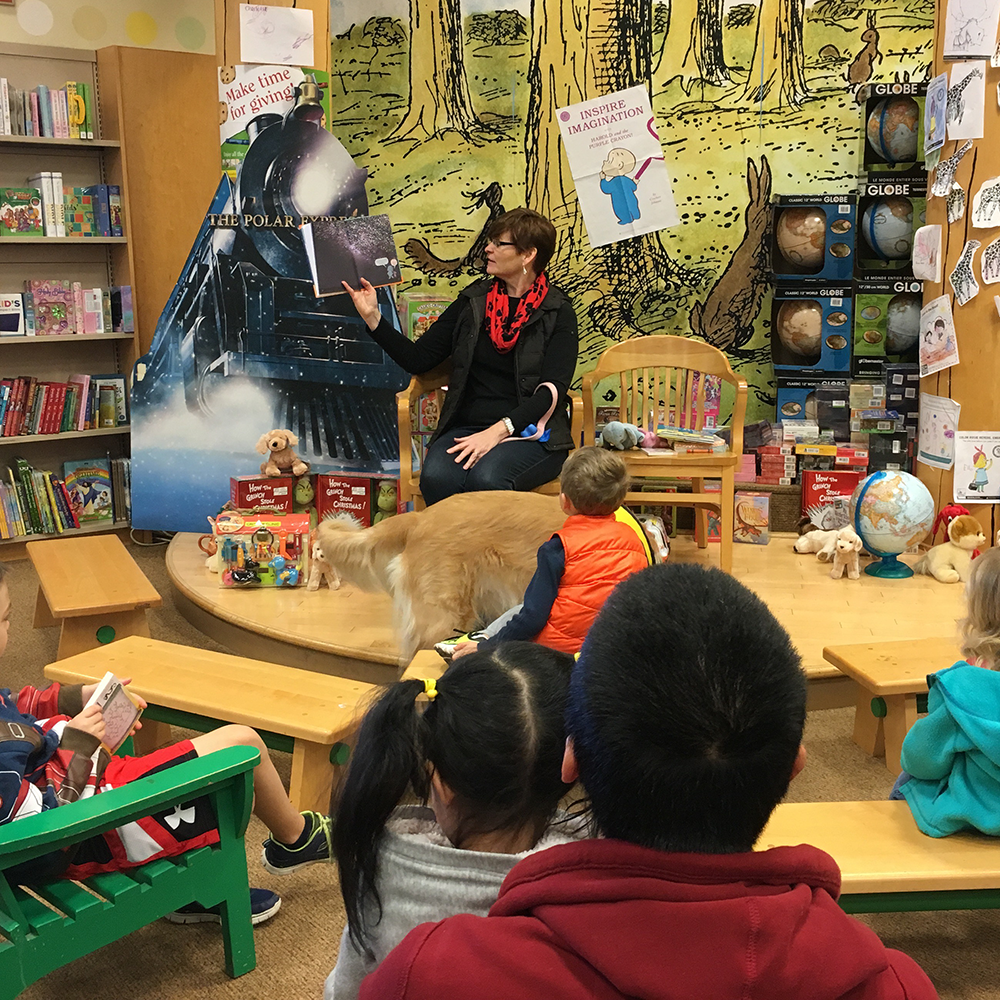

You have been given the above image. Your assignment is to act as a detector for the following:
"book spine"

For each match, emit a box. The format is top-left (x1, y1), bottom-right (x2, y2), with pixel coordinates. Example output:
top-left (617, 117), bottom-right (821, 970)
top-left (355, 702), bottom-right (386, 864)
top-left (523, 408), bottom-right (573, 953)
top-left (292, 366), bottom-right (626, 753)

top-left (35, 86), bottom-right (51, 138)
top-left (53, 89), bottom-right (68, 139)
top-left (72, 281), bottom-right (84, 335)
top-left (0, 486), bottom-right (12, 540)
top-left (54, 477), bottom-right (79, 528)
top-left (89, 185), bottom-right (111, 237)
top-left (0, 79), bottom-right (10, 136)
top-left (0, 383), bottom-right (10, 429)
top-left (100, 288), bottom-right (112, 332)
top-left (51, 171), bottom-right (65, 237)
top-left (6, 470), bottom-right (24, 536)
top-left (108, 186), bottom-right (123, 238)
top-left (65, 82), bottom-right (81, 140)
top-left (80, 81), bottom-right (95, 140)
top-left (60, 386), bottom-right (76, 432)
top-left (22, 291), bottom-right (34, 336)
top-left (25, 382), bottom-right (44, 435)
top-left (14, 459), bottom-right (40, 533)
top-left (29, 91), bottom-right (40, 138)
top-left (39, 472), bottom-right (61, 533)
top-left (19, 379), bottom-right (37, 436)
top-left (27, 174), bottom-right (54, 237)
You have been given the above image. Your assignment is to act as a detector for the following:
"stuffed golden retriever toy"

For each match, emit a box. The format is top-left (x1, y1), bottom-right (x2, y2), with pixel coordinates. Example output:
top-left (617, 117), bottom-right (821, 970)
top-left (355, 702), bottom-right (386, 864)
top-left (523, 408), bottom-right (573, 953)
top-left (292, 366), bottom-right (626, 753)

top-left (914, 514), bottom-right (985, 584)
top-left (256, 428), bottom-right (310, 477)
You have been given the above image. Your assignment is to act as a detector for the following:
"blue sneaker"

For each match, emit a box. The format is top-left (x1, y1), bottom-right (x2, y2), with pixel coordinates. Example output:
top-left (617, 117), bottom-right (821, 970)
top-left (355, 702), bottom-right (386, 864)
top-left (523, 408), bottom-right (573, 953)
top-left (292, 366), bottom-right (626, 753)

top-left (164, 887), bottom-right (281, 926)
top-left (261, 811), bottom-right (333, 875)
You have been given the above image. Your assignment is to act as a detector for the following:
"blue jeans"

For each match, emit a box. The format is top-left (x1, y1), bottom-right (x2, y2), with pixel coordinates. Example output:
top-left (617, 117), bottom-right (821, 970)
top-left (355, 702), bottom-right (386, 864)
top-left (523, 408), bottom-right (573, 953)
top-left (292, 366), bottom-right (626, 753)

top-left (420, 427), bottom-right (568, 506)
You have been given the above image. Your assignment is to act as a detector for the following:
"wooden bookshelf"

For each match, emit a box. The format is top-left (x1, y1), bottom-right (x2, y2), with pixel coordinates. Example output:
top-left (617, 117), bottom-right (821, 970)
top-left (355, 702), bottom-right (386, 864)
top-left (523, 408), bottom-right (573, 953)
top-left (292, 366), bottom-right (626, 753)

top-left (0, 42), bottom-right (137, 549)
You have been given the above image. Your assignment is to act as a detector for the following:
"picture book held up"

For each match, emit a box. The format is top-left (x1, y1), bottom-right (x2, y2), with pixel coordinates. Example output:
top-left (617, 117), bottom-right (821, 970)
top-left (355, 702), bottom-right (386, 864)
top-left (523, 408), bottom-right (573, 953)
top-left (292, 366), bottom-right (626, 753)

top-left (84, 671), bottom-right (143, 754)
top-left (301, 214), bottom-right (401, 297)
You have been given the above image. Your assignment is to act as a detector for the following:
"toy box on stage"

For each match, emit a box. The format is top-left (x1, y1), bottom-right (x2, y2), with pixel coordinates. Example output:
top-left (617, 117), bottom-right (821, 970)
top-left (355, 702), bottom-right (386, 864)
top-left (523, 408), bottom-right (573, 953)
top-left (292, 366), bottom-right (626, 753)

top-left (316, 474), bottom-right (405, 525)
top-left (230, 475), bottom-right (294, 513)
top-left (770, 194), bottom-right (856, 282)
top-left (770, 286), bottom-right (852, 376)
top-left (213, 511), bottom-right (310, 588)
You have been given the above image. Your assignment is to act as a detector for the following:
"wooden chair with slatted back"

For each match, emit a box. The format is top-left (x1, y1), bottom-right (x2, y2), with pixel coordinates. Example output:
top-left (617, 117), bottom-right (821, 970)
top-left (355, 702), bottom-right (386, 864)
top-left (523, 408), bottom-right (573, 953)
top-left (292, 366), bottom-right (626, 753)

top-left (581, 336), bottom-right (748, 574)
top-left (397, 368), bottom-right (584, 512)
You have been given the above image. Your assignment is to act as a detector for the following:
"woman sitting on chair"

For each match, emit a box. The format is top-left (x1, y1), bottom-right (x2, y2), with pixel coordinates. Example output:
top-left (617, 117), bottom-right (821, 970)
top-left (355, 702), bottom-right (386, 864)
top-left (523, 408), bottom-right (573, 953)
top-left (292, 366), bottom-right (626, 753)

top-left (342, 208), bottom-right (578, 505)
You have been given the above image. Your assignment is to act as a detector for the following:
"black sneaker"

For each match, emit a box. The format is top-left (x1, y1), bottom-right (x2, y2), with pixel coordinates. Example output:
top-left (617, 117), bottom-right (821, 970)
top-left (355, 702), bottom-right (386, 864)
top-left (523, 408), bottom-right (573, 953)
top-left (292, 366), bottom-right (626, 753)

top-left (433, 631), bottom-right (488, 660)
top-left (164, 887), bottom-right (281, 926)
top-left (261, 811), bottom-right (332, 875)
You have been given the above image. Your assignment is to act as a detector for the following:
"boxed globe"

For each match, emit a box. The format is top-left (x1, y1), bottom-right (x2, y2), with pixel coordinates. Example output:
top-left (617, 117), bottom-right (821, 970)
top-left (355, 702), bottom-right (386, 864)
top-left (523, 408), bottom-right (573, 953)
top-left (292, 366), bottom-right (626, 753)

top-left (851, 277), bottom-right (922, 377)
top-left (771, 194), bottom-right (856, 281)
top-left (860, 82), bottom-right (927, 173)
top-left (770, 284), bottom-right (852, 376)
top-left (856, 173), bottom-right (926, 277)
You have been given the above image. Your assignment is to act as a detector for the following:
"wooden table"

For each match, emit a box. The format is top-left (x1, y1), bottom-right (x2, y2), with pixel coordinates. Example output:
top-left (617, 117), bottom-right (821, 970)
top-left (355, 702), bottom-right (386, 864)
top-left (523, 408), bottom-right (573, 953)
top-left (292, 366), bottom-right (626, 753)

top-left (28, 535), bottom-right (163, 659)
top-left (44, 635), bottom-right (375, 812)
top-left (759, 799), bottom-right (1000, 912)
top-left (823, 637), bottom-right (961, 773)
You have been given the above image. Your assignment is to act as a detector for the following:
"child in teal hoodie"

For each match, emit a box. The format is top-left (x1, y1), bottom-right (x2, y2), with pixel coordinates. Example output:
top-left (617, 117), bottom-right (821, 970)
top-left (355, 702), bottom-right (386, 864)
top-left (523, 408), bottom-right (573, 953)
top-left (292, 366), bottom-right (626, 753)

top-left (892, 546), bottom-right (1000, 836)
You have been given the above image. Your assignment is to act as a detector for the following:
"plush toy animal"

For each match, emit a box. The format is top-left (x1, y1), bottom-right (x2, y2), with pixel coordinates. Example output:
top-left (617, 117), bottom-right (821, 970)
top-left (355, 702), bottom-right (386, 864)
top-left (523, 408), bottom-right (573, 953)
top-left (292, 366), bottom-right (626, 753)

top-left (257, 428), bottom-right (310, 477)
top-left (306, 538), bottom-right (339, 591)
top-left (793, 528), bottom-right (839, 562)
top-left (830, 525), bottom-right (863, 580)
top-left (601, 421), bottom-right (642, 450)
top-left (914, 514), bottom-right (985, 584)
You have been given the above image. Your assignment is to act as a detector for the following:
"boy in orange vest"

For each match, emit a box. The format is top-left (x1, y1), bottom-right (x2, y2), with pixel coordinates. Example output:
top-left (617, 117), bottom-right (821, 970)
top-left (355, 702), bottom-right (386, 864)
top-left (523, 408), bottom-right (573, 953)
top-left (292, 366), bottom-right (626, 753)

top-left (439, 447), bottom-right (652, 658)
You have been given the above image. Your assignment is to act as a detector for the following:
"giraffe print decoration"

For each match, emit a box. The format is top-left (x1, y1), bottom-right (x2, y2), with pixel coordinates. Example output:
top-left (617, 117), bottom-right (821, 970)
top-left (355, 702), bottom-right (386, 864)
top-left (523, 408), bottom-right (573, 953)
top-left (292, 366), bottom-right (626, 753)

top-left (980, 236), bottom-right (1000, 285)
top-left (949, 239), bottom-right (982, 305)
top-left (972, 176), bottom-right (1000, 228)
top-left (948, 184), bottom-right (967, 224)
top-left (932, 140), bottom-right (974, 197)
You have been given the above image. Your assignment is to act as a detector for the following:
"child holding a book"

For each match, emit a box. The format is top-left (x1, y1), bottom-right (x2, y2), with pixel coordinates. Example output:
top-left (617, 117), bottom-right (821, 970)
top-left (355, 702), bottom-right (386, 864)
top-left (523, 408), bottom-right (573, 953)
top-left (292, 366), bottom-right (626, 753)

top-left (438, 447), bottom-right (652, 659)
top-left (0, 563), bottom-right (331, 925)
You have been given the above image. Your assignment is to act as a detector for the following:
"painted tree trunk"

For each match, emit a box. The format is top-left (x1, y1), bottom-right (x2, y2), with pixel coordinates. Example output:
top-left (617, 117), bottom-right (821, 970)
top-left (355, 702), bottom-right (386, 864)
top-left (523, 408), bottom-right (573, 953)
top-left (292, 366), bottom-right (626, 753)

top-left (742, 0), bottom-right (810, 109)
top-left (393, 0), bottom-right (480, 139)
top-left (658, 0), bottom-right (730, 90)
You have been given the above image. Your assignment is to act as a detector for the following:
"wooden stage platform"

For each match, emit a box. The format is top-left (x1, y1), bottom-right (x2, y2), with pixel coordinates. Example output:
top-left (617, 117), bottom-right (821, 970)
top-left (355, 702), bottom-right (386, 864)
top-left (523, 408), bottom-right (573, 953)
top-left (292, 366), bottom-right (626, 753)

top-left (166, 531), bottom-right (968, 704)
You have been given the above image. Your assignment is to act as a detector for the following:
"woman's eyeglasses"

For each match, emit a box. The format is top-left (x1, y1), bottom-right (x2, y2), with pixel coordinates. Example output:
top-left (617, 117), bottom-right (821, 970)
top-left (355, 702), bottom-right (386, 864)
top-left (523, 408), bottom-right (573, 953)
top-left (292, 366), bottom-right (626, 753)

top-left (490, 240), bottom-right (517, 248)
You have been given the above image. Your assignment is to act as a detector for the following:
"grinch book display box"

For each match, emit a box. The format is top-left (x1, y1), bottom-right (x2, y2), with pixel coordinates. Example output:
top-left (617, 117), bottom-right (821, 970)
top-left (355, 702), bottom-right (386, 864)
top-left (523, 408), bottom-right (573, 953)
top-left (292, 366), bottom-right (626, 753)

top-left (213, 511), bottom-right (310, 588)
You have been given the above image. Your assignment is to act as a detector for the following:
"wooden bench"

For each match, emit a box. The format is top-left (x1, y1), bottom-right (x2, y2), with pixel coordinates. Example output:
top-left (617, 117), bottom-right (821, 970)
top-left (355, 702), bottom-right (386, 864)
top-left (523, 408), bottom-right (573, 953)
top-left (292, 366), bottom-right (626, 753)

top-left (0, 746), bottom-right (260, 997)
top-left (28, 535), bottom-right (163, 660)
top-left (401, 648), bottom-right (447, 683)
top-left (823, 637), bottom-right (958, 772)
top-left (43, 636), bottom-right (376, 813)
top-left (758, 798), bottom-right (1000, 913)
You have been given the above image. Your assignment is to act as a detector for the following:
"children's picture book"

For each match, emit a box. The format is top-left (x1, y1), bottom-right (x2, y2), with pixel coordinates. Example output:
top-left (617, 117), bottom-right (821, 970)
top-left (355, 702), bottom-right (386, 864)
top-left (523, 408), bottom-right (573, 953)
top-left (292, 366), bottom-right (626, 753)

top-left (63, 458), bottom-right (113, 522)
top-left (0, 188), bottom-right (43, 237)
top-left (63, 186), bottom-right (96, 237)
top-left (301, 214), bottom-right (401, 297)
top-left (25, 280), bottom-right (74, 336)
top-left (0, 294), bottom-right (26, 336)
top-left (91, 373), bottom-right (127, 425)
top-left (84, 671), bottom-right (143, 754)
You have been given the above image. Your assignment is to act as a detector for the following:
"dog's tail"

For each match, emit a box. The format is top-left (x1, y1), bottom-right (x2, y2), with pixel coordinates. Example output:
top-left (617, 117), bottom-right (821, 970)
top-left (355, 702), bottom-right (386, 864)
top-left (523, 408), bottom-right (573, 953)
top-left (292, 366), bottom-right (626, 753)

top-left (316, 511), bottom-right (418, 593)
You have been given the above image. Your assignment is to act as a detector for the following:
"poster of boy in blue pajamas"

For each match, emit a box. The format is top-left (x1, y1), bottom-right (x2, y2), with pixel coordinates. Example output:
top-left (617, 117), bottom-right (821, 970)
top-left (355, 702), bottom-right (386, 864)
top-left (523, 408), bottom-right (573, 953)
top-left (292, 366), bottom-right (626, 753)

top-left (600, 148), bottom-right (640, 225)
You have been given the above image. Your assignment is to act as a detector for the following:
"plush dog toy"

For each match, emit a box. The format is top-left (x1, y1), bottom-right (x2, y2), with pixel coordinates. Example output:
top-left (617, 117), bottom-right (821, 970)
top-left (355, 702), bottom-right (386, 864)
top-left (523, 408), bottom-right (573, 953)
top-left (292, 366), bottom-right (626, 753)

top-left (914, 514), bottom-right (985, 584)
top-left (830, 525), bottom-right (863, 580)
top-left (306, 538), bottom-right (339, 591)
top-left (601, 421), bottom-right (643, 450)
top-left (257, 428), bottom-right (310, 478)
top-left (793, 528), bottom-right (839, 562)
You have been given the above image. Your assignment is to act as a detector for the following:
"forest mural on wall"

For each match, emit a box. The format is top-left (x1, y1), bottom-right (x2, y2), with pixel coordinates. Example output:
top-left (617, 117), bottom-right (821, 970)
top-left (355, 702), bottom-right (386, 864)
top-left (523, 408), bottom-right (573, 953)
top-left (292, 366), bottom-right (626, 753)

top-left (328, 0), bottom-right (933, 421)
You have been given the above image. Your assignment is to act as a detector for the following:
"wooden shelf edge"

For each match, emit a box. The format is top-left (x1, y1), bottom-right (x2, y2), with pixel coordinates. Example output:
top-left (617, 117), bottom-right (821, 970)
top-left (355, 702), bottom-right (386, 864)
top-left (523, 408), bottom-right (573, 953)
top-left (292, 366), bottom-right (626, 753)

top-left (0, 135), bottom-right (120, 149)
top-left (0, 333), bottom-right (134, 344)
top-left (1, 520), bottom-right (130, 546)
top-left (0, 236), bottom-right (127, 244)
top-left (0, 426), bottom-right (130, 445)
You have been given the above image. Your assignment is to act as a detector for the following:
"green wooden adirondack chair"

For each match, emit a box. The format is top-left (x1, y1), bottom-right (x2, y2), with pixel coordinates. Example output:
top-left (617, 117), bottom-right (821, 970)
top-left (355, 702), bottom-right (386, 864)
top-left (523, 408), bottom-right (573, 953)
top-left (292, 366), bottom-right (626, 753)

top-left (0, 745), bottom-right (260, 999)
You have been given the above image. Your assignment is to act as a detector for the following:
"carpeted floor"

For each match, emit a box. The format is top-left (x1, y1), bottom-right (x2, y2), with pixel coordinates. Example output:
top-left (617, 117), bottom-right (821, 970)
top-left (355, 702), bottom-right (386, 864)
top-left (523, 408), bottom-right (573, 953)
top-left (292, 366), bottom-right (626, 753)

top-left (5, 543), bottom-right (999, 999)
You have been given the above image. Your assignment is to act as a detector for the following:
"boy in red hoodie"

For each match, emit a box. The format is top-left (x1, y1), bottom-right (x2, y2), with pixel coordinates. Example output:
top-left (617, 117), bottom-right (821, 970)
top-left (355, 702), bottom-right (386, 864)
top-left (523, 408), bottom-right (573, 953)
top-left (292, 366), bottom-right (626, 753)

top-left (361, 563), bottom-right (937, 1000)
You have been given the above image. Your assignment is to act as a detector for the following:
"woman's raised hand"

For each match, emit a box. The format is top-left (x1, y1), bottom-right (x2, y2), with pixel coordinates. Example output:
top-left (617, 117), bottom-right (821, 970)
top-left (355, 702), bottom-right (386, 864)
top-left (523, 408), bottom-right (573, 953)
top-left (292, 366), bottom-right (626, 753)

top-left (342, 278), bottom-right (382, 331)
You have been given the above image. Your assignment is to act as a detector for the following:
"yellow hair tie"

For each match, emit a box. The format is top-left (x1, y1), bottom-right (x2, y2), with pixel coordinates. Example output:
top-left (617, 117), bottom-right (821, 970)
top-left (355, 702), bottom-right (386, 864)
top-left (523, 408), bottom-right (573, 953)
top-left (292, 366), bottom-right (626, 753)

top-left (423, 677), bottom-right (438, 701)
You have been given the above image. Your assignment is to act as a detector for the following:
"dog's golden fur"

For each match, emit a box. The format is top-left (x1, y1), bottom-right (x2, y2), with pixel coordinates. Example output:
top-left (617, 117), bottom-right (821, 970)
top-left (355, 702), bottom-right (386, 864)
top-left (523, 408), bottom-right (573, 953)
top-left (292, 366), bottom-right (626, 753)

top-left (316, 491), bottom-right (565, 658)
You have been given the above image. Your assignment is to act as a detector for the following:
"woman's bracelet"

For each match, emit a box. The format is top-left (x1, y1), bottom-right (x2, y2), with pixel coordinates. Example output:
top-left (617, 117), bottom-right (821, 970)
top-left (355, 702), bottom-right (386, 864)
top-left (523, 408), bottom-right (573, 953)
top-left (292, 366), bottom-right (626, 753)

top-left (502, 417), bottom-right (515, 436)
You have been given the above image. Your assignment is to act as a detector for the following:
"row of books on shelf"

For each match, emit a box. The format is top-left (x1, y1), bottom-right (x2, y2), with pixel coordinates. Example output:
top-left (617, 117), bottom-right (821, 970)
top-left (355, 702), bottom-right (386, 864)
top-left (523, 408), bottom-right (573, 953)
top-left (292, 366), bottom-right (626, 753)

top-left (1, 179), bottom-right (123, 238)
top-left (0, 456), bottom-right (130, 540)
top-left (0, 79), bottom-right (97, 140)
top-left (0, 284), bottom-right (132, 337)
top-left (0, 373), bottom-right (128, 437)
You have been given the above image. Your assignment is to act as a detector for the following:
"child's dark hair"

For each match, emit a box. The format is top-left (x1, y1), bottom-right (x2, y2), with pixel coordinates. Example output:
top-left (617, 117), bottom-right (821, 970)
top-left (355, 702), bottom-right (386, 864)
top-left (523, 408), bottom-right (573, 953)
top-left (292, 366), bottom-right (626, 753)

top-left (559, 446), bottom-right (629, 516)
top-left (333, 642), bottom-right (574, 959)
top-left (568, 563), bottom-right (806, 854)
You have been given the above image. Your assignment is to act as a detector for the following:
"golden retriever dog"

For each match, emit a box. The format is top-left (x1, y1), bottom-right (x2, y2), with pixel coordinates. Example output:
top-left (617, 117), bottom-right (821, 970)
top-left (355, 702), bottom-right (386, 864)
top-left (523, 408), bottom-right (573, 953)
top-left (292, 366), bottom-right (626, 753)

top-left (316, 491), bottom-right (565, 658)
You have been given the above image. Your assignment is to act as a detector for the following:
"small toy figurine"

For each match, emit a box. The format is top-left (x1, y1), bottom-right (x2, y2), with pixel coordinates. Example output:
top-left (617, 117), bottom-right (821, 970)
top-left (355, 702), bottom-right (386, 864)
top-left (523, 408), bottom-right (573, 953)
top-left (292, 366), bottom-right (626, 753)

top-left (830, 526), bottom-right (863, 581)
top-left (306, 539), bottom-right (340, 591)
top-left (931, 503), bottom-right (972, 543)
top-left (601, 421), bottom-right (643, 450)
top-left (256, 428), bottom-right (310, 478)
top-left (793, 528), bottom-right (839, 562)
top-left (914, 514), bottom-right (986, 584)
top-left (372, 481), bottom-right (398, 524)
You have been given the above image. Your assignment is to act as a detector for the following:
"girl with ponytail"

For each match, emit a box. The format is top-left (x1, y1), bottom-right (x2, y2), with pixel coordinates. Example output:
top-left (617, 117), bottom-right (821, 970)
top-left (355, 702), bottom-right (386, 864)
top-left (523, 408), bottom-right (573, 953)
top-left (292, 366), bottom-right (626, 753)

top-left (326, 642), bottom-right (579, 999)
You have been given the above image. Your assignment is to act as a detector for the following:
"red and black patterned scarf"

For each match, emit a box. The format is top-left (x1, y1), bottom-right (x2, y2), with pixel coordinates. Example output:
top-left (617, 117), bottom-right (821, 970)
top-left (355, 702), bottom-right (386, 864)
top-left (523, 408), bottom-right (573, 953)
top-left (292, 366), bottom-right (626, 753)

top-left (484, 273), bottom-right (549, 353)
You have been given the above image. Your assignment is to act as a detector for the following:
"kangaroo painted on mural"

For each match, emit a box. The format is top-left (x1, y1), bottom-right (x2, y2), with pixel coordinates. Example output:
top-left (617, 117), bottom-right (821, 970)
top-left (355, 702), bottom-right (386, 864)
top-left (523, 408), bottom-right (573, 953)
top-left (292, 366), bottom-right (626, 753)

top-left (689, 156), bottom-right (772, 355)
top-left (846, 12), bottom-right (882, 96)
top-left (404, 182), bottom-right (506, 274)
